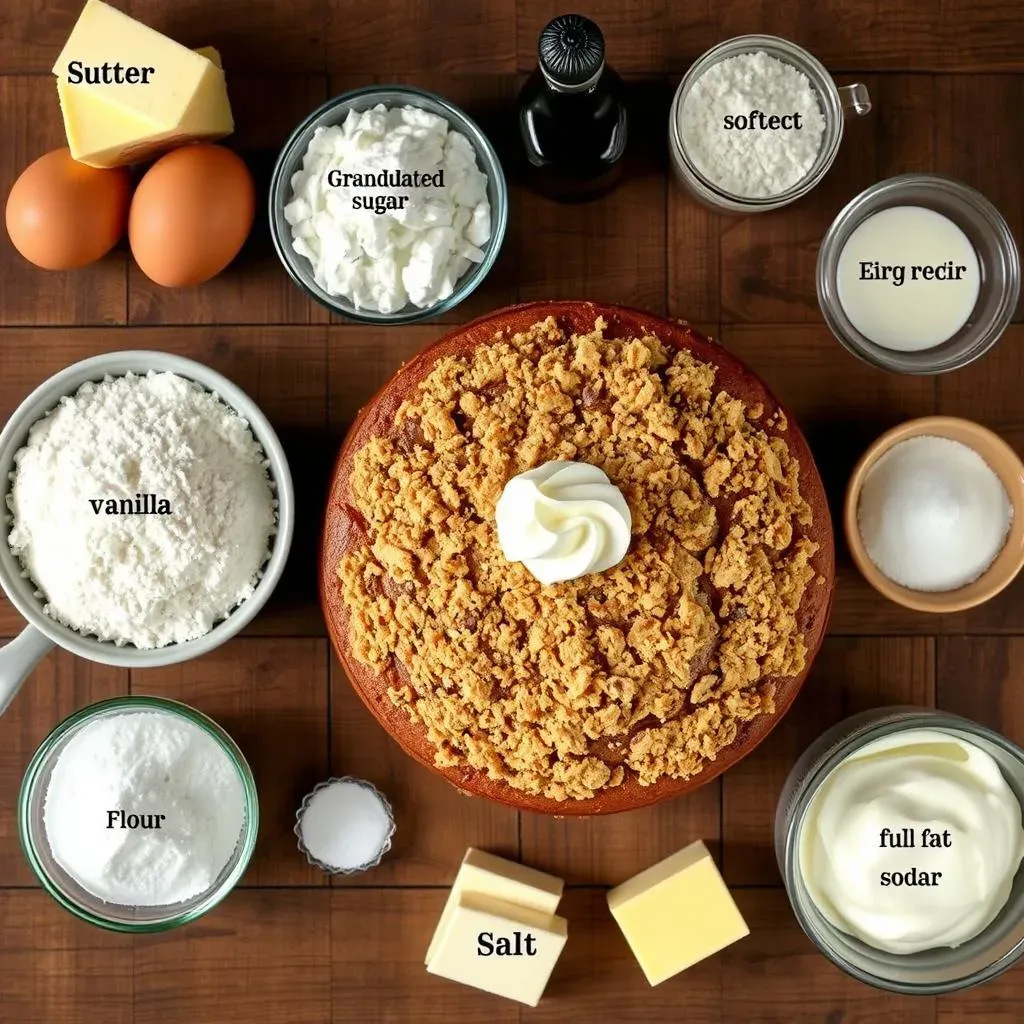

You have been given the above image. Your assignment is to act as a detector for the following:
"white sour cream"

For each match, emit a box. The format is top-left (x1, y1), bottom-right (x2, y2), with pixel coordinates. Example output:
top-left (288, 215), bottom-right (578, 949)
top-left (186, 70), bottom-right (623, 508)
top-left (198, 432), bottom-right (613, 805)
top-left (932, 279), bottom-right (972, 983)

top-left (799, 729), bottom-right (1024, 954)
top-left (495, 461), bottom-right (631, 585)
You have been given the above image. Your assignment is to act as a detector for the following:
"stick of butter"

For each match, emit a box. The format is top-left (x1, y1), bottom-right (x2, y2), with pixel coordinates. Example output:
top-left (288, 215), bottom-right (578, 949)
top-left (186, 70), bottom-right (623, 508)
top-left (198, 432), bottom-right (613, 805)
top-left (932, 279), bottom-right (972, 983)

top-left (607, 839), bottom-right (749, 986)
top-left (425, 847), bottom-right (564, 965)
top-left (427, 891), bottom-right (568, 1007)
top-left (52, 0), bottom-right (233, 167)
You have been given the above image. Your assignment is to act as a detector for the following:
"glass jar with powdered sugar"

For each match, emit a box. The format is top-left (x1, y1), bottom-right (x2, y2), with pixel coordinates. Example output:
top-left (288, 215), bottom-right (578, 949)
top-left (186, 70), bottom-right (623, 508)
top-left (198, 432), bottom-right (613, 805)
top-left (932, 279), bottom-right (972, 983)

top-left (669, 35), bottom-right (871, 213)
top-left (19, 696), bottom-right (259, 932)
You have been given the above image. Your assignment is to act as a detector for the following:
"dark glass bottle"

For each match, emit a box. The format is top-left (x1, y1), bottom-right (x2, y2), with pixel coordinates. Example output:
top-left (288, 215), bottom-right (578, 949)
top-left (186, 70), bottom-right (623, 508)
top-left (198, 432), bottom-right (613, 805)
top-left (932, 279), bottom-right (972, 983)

top-left (518, 14), bottom-right (628, 201)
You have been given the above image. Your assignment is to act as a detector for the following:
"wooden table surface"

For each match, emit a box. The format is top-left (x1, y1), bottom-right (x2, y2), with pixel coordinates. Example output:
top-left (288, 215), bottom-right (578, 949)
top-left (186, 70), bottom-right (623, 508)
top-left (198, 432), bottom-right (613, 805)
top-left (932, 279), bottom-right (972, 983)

top-left (2, 0), bottom-right (1024, 1021)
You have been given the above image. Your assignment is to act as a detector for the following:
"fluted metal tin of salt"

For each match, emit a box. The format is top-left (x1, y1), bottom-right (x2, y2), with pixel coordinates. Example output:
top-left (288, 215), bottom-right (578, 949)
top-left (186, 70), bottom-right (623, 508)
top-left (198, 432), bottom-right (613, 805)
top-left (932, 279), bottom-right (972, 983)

top-left (294, 776), bottom-right (396, 875)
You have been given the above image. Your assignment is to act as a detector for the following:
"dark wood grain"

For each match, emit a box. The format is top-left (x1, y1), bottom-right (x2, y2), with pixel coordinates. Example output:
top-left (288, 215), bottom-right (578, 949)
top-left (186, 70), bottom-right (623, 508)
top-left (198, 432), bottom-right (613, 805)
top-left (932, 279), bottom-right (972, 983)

top-left (133, 891), bottom-right (331, 1024)
top-left (0, 891), bottom-right (133, 1024)
top-left (1, 0), bottom-right (1023, 1020)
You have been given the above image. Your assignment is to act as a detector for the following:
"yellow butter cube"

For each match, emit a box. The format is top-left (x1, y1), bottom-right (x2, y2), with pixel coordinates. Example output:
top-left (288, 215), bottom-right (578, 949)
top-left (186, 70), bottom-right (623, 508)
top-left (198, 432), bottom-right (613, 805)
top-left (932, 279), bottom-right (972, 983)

top-left (426, 848), bottom-right (564, 964)
top-left (607, 839), bottom-right (749, 986)
top-left (427, 891), bottom-right (568, 1006)
top-left (52, 1), bottom-right (233, 167)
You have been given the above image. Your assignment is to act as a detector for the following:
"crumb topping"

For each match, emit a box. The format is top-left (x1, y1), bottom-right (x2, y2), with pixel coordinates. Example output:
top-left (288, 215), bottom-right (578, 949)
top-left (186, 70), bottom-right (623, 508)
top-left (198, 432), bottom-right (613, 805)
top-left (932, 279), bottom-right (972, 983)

top-left (338, 317), bottom-right (818, 801)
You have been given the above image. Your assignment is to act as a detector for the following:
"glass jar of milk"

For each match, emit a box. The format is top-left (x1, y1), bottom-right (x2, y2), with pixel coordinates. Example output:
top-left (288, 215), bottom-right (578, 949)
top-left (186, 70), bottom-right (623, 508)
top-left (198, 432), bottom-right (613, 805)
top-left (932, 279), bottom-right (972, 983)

top-left (776, 707), bottom-right (1024, 994)
top-left (817, 174), bottom-right (1019, 374)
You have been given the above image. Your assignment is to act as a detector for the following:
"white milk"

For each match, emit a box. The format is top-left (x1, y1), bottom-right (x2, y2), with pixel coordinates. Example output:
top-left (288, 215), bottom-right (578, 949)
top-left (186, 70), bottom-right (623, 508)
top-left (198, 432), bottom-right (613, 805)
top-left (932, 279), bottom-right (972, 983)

top-left (836, 206), bottom-right (980, 351)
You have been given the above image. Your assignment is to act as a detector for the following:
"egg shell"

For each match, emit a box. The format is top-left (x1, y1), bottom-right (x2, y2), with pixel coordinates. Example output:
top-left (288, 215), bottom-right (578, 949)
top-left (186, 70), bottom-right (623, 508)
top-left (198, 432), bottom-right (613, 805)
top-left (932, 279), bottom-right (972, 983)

top-left (129, 144), bottom-right (255, 287)
top-left (5, 148), bottom-right (131, 270)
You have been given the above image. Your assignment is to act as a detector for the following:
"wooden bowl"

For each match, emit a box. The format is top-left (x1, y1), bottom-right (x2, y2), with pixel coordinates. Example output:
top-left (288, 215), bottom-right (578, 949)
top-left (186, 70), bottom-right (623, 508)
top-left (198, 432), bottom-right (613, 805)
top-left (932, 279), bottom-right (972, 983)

top-left (320, 301), bottom-right (836, 815)
top-left (845, 416), bottom-right (1024, 612)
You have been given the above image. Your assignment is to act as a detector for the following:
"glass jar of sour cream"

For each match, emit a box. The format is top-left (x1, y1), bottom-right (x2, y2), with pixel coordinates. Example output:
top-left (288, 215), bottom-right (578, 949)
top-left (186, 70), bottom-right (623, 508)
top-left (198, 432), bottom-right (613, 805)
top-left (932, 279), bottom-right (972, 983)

top-left (776, 708), bottom-right (1024, 994)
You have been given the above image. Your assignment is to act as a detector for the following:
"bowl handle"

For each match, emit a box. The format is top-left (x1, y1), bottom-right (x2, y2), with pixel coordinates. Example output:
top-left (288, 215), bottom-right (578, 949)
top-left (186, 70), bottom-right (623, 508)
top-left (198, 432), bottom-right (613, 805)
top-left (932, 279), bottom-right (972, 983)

top-left (0, 626), bottom-right (55, 715)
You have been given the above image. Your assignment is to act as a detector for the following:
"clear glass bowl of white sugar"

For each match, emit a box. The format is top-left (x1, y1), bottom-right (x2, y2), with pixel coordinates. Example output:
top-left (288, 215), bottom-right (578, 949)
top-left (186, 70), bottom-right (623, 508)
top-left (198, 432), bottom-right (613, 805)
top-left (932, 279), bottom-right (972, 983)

top-left (269, 85), bottom-right (509, 324)
top-left (19, 695), bottom-right (259, 932)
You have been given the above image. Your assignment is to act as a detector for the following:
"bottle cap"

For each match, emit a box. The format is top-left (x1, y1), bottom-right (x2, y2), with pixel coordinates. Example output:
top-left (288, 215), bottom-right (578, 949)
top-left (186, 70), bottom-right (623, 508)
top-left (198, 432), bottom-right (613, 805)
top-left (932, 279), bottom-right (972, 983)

top-left (539, 14), bottom-right (605, 92)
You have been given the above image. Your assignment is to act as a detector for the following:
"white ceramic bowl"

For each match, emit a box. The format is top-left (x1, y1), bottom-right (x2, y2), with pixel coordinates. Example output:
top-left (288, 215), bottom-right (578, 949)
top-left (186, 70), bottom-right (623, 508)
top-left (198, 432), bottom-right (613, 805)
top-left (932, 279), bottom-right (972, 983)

top-left (0, 352), bottom-right (295, 713)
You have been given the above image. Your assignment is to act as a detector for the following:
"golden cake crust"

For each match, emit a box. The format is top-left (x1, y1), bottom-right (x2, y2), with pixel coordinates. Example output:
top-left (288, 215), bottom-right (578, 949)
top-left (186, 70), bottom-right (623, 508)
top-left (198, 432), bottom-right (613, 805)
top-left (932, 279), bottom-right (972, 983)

top-left (321, 302), bottom-right (835, 815)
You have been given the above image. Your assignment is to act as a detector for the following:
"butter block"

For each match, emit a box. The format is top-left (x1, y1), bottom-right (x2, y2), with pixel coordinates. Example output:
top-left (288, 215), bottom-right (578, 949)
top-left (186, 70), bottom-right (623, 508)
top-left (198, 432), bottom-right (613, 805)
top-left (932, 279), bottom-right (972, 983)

top-left (427, 891), bottom-right (568, 1006)
top-left (607, 839), bottom-right (749, 986)
top-left (426, 848), bottom-right (564, 965)
top-left (53, 1), bottom-right (233, 167)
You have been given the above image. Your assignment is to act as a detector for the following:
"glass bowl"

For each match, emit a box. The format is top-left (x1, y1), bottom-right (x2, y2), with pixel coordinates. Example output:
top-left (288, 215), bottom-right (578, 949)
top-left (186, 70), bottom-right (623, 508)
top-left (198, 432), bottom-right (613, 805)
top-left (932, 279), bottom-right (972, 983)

top-left (668, 34), bottom-right (871, 214)
top-left (776, 707), bottom-right (1024, 994)
top-left (268, 85), bottom-right (509, 324)
top-left (817, 174), bottom-right (1020, 373)
top-left (19, 695), bottom-right (259, 932)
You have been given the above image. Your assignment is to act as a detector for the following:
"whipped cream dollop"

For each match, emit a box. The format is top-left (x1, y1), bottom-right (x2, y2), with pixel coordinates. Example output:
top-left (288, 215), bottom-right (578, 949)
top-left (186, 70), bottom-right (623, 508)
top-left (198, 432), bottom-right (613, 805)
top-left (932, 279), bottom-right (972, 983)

top-left (799, 728), bottom-right (1024, 955)
top-left (495, 461), bottom-right (631, 585)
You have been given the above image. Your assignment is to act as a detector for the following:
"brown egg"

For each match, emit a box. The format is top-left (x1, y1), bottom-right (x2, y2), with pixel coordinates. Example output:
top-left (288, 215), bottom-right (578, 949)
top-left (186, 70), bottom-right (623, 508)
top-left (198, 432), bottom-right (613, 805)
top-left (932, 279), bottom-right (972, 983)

top-left (5, 148), bottom-right (131, 270)
top-left (129, 144), bottom-right (255, 287)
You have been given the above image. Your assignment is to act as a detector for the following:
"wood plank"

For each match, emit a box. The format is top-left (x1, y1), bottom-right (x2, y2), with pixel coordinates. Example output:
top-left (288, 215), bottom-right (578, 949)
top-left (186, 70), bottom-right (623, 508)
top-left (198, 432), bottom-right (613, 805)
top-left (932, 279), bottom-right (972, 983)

top-left (0, 325), bottom-right (329, 638)
top-left (133, 890), bottom-right (331, 1024)
top-left (525, 888), bottom-right (721, 1022)
top-left (128, 75), bottom-right (331, 326)
top-left (0, 890), bottom-right (132, 1024)
top-left (133, 638), bottom-right (330, 887)
top-left (936, 637), bottom-right (1024, 740)
top-left (329, 654), bottom-right (520, 886)
top-left (0, 652), bottom-right (126, 885)
top-left (326, 0), bottom-right (516, 76)
top-left (722, 888), bottom-right (936, 1023)
top-left (327, 324), bottom-right (443, 432)
top-left (718, 322), bottom-right (938, 635)
top-left (936, 75), bottom-right (1024, 321)
top-left (717, 1), bottom-right (947, 73)
top-left (330, 888), bottom-right (519, 1024)
top-left (0, 0), bottom-right (78, 73)
top-left (667, 187), bottom-right (720, 324)
top-left (0, 77), bottom-right (127, 326)
top-left (128, 0), bottom-right (328, 74)
top-left (722, 637), bottom-right (935, 885)
top-left (519, 782), bottom-right (720, 887)
top-left (937, 965), bottom-right (1024, 1023)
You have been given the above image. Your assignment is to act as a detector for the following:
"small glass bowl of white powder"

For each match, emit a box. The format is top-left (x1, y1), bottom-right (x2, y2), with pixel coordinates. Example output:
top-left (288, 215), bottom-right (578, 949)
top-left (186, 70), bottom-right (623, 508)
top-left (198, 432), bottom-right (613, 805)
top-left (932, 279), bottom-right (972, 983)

top-left (669, 35), bottom-right (870, 213)
top-left (270, 85), bottom-right (508, 324)
top-left (19, 696), bottom-right (258, 931)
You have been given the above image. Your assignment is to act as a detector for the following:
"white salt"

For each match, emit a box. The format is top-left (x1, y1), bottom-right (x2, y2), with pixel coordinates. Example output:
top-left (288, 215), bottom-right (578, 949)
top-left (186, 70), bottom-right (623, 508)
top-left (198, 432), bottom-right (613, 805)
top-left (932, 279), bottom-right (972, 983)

top-left (43, 710), bottom-right (246, 906)
top-left (298, 779), bottom-right (393, 872)
top-left (857, 435), bottom-right (1013, 592)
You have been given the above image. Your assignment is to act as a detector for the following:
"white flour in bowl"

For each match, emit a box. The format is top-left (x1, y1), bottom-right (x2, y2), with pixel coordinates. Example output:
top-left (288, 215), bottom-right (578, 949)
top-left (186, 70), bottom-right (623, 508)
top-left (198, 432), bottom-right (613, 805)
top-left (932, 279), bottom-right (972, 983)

top-left (7, 371), bottom-right (276, 648)
top-left (43, 710), bottom-right (246, 906)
